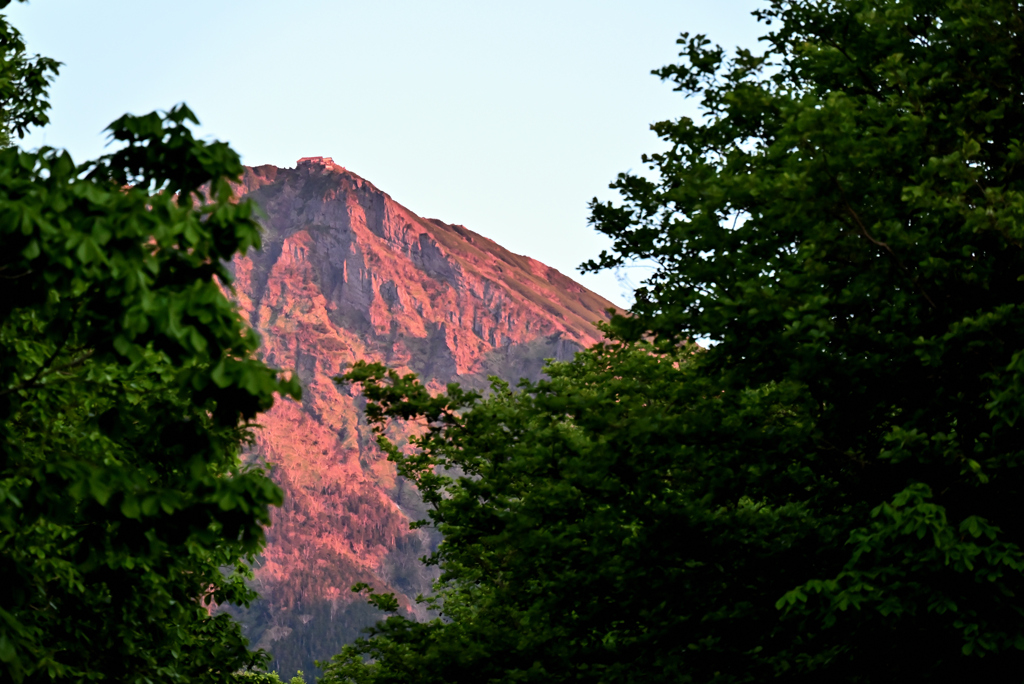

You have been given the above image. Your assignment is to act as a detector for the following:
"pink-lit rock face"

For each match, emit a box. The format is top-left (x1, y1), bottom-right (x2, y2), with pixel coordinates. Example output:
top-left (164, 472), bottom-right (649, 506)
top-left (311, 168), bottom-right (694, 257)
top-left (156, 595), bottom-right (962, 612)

top-left (227, 159), bottom-right (616, 675)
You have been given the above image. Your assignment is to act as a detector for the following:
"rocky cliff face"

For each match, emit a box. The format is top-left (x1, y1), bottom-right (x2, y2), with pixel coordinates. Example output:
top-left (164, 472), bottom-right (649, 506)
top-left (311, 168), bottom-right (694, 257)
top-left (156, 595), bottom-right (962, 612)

top-left (227, 157), bottom-right (616, 676)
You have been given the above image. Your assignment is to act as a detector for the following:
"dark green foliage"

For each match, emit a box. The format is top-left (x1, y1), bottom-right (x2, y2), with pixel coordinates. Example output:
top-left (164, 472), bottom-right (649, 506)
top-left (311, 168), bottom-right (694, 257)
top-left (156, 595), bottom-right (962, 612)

top-left (328, 344), bottom-right (822, 684)
top-left (0, 0), bottom-right (58, 148)
top-left (325, 0), bottom-right (1024, 681)
top-left (1, 7), bottom-right (299, 682)
top-left (586, 0), bottom-right (1024, 674)
top-left (237, 669), bottom-right (308, 684)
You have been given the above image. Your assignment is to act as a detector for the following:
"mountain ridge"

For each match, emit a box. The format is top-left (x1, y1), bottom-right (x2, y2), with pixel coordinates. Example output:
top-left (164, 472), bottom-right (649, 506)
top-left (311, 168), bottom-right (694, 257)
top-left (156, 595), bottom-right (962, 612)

top-left (225, 157), bottom-right (617, 676)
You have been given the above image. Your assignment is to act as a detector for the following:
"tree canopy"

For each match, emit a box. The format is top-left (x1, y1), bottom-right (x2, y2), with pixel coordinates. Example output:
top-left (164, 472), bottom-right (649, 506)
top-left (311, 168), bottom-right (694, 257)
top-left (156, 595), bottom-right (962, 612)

top-left (0, 0), bottom-right (56, 148)
top-left (325, 0), bottom-right (1024, 681)
top-left (1, 5), bottom-right (299, 682)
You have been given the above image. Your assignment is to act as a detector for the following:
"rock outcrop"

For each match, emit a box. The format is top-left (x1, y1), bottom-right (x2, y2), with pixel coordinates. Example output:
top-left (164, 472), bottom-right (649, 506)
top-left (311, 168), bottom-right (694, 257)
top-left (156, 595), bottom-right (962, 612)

top-left (227, 157), bottom-right (616, 676)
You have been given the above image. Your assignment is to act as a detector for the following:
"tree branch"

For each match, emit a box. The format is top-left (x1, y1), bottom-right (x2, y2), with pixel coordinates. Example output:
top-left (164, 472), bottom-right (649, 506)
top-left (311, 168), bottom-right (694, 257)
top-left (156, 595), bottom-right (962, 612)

top-left (821, 153), bottom-right (938, 311)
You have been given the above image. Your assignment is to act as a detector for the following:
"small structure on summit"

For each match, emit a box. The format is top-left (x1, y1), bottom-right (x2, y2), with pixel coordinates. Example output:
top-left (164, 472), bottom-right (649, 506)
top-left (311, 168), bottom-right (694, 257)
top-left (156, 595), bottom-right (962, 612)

top-left (297, 156), bottom-right (338, 167)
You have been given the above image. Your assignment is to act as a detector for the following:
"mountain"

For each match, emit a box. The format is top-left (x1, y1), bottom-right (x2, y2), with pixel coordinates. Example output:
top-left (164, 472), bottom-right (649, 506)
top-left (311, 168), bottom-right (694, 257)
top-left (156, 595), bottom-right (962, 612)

top-left (226, 157), bottom-right (616, 677)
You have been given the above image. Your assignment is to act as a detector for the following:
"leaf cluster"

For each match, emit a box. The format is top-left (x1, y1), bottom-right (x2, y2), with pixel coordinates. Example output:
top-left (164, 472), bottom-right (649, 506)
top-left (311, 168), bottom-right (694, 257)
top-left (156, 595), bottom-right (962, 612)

top-left (0, 0), bottom-right (58, 147)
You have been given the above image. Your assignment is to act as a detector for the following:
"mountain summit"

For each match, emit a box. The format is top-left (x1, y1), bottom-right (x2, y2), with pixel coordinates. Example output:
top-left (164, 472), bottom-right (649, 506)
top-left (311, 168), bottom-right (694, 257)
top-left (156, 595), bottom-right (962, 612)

top-left (228, 158), bottom-right (616, 675)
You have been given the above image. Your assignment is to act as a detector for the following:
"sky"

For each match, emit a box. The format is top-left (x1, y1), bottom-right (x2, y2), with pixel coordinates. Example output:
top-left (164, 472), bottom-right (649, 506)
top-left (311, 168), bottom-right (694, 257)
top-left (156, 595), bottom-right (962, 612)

top-left (7, 0), bottom-right (767, 307)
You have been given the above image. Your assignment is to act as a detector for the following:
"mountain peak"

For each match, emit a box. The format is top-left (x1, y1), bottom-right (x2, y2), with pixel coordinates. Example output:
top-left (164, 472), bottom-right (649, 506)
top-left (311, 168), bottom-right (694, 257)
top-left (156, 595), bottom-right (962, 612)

top-left (296, 155), bottom-right (335, 166)
top-left (226, 161), bottom-right (616, 676)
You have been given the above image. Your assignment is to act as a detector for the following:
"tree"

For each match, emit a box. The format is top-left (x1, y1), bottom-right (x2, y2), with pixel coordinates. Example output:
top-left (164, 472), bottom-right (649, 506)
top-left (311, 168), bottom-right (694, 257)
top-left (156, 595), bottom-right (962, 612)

top-left (326, 0), bottom-right (1024, 681)
top-left (1, 6), bottom-right (299, 682)
top-left (0, 0), bottom-right (57, 149)
top-left (325, 343), bottom-right (819, 684)
top-left (587, 0), bottom-right (1024, 675)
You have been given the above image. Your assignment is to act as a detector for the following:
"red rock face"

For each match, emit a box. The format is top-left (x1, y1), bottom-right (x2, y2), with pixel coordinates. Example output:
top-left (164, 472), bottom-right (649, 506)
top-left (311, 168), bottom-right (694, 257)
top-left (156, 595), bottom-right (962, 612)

top-left (227, 158), bottom-right (616, 675)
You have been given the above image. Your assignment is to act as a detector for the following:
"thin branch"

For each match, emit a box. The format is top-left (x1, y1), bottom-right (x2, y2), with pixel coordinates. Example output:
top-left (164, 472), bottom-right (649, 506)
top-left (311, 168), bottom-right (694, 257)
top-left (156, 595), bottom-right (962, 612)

top-left (821, 152), bottom-right (938, 311)
top-left (843, 201), bottom-right (938, 310)
top-left (0, 268), bottom-right (32, 280)
top-left (0, 342), bottom-right (92, 399)
top-left (843, 201), bottom-right (894, 255)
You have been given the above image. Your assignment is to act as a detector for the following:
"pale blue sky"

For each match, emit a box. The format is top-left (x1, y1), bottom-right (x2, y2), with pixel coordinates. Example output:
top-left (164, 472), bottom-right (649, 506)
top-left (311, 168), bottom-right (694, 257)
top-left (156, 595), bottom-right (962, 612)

top-left (8, 0), bottom-right (766, 306)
